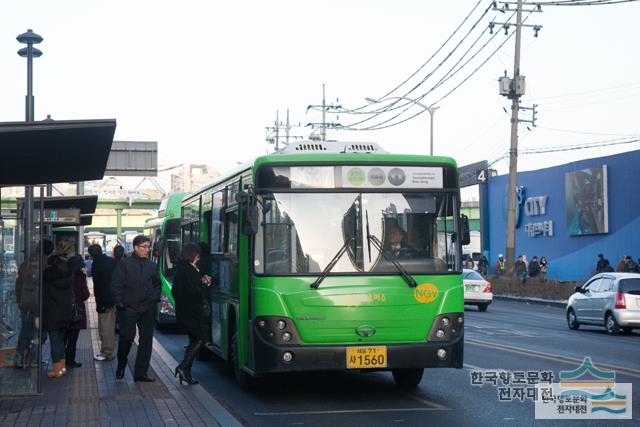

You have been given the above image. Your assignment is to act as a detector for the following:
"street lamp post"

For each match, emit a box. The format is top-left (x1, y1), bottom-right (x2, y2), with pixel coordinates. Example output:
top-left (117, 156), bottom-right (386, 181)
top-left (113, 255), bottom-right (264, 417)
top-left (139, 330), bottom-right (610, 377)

top-left (365, 96), bottom-right (440, 156)
top-left (17, 29), bottom-right (43, 260)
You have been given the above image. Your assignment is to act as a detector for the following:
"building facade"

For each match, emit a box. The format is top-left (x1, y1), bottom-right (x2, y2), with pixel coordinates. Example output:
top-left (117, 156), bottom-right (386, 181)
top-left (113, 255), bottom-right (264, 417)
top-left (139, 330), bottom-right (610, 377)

top-left (486, 149), bottom-right (640, 281)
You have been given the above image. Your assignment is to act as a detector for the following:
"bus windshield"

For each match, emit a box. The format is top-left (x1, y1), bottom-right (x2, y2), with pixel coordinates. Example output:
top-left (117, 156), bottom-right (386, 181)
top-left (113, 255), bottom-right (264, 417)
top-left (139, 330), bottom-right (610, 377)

top-left (254, 192), bottom-right (460, 275)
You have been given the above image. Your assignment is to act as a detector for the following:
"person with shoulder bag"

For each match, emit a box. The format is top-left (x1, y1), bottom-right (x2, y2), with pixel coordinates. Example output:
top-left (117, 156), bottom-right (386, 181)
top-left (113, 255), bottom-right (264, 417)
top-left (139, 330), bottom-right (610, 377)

top-left (43, 255), bottom-right (73, 378)
top-left (172, 243), bottom-right (212, 385)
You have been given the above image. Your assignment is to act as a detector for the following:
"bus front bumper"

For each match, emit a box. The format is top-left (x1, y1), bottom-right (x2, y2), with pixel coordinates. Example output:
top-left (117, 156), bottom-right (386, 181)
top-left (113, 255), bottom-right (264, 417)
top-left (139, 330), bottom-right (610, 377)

top-left (252, 332), bottom-right (464, 374)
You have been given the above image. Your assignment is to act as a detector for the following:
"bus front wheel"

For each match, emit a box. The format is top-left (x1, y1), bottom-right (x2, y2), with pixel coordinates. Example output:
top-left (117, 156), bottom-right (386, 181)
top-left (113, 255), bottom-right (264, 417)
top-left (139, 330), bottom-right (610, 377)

top-left (230, 330), bottom-right (253, 388)
top-left (392, 368), bottom-right (424, 388)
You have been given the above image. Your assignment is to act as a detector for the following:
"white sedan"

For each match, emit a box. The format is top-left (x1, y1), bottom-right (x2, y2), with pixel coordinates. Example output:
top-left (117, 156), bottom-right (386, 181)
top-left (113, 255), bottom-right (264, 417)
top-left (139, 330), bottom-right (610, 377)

top-left (463, 269), bottom-right (493, 312)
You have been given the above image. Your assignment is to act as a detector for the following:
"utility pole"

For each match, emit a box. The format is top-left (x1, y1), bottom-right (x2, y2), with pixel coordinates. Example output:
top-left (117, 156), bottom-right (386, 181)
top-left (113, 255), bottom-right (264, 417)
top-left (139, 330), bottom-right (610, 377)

top-left (265, 108), bottom-right (302, 150)
top-left (321, 84), bottom-right (326, 142)
top-left (275, 110), bottom-right (280, 151)
top-left (505, 0), bottom-right (524, 270)
top-left (285, 109), bottom-right (290, 145)
top-left (493, 0), bottom-right (542, 270)
top-left (306, 85), bottom-right (342, 141)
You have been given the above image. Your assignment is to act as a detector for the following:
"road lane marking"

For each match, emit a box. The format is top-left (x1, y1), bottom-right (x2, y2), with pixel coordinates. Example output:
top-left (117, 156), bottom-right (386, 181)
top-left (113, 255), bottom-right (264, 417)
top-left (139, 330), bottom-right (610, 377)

top-left (466, 338), bottom-right (640, 379)
top-left (463, 363), bottom-right (484, 370)
top-left (400, 392), bottom-right (449, 410)
top-left (255, 408), bottom-right (449, 416)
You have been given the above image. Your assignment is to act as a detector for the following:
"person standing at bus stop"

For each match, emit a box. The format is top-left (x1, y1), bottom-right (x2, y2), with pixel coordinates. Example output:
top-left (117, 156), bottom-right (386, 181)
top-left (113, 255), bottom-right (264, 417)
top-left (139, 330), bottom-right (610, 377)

top-left (111, 235), bottom-right (161, 382)
top-left (89, 244), bottom-right (116, 361)
top-left (172, 243), bottom-right (212, 385)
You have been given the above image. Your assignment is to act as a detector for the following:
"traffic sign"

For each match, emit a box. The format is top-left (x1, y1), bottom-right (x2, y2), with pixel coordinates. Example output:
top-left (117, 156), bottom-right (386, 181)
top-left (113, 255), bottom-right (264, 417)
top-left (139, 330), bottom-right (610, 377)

top-left (459, 160), bottom-right (489, 188)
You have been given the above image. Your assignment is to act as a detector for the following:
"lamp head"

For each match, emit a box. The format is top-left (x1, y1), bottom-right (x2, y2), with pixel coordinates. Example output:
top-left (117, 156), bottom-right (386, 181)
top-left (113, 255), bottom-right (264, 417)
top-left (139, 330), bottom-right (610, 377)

top-left (17, 29), bottom-right (43, 45)
top-left (18, 47), bottom-right (43, 58)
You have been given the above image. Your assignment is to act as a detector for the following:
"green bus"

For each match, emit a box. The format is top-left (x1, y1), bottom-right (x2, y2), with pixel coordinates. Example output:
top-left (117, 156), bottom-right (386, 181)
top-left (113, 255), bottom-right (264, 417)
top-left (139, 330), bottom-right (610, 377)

top-left (180, 141), bottom-right (468, 387)
top-left (143, 192), bottom-right (187, 326)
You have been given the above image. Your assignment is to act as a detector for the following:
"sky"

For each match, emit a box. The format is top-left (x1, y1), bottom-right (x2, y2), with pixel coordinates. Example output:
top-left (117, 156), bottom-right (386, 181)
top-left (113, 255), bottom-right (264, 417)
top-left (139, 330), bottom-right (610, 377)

top-left (2, 0), bottom-right (639, 182)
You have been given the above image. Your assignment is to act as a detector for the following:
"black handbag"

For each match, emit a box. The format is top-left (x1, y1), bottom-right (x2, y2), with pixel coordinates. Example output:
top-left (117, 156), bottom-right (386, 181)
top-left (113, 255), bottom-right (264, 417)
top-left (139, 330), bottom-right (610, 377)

top-left (202, 299), bottom-right (211, 318)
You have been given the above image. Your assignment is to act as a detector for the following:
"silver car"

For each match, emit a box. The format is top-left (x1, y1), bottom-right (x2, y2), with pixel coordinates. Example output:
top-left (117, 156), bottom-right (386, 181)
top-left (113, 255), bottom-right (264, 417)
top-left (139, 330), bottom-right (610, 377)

top-left (566, 272), bottom-right (640, 335)
top-left (463, 269), bottom-right (493, 312)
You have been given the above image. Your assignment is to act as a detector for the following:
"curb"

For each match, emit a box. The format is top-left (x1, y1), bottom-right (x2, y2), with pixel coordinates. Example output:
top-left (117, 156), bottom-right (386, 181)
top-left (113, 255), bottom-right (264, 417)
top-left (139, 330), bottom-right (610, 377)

top-left (493, 294), bottom-right (567, 308)
top-left (152, 337), bottom-right (244, 427)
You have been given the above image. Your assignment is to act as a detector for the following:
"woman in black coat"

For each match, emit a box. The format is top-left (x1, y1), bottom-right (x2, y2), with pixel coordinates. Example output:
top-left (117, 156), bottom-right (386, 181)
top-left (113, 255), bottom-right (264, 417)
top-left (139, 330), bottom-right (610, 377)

top-left (43, 255), bottom-right (73, 378)
top-left (171, 243), bottom-right (211, 384)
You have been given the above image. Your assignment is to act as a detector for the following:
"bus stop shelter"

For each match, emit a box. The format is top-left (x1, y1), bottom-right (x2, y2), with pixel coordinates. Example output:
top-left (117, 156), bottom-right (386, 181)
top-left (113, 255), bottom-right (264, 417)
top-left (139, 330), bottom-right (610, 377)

top-left (0, 119), bottom-right (115, 396)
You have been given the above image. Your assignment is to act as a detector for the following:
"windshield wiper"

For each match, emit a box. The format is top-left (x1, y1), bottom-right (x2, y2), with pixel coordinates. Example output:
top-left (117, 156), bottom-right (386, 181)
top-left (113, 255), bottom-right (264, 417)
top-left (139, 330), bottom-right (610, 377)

top-left (311, 197), bottom-right (361, 289)
top-left (310, 236), bottom-right (354, 289)
top-left (365, 210), bottom-right (417, 288)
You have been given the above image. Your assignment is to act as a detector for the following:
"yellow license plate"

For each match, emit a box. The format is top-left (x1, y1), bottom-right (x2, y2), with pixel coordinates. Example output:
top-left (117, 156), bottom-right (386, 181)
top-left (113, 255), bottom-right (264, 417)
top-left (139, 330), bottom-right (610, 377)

top-left (346, 346), bottom-right (387, 369)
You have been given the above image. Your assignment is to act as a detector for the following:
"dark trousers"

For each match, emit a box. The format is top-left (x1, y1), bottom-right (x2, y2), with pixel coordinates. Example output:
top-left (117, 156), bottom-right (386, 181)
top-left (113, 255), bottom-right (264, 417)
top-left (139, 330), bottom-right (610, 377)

top-left (64, 329), bottom-right (81, 362)
top-left (16, 309), bottom-right (37, 364)
top-left (117, 306), bottom-right (157, 378)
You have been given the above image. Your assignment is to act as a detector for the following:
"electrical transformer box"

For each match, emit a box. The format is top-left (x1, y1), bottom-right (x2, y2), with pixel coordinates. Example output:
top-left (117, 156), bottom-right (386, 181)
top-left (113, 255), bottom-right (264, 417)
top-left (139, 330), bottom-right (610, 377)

top-left (514, 76), bottom-right (526, 96)
top-left (499, 76), bottom-right (511, 96)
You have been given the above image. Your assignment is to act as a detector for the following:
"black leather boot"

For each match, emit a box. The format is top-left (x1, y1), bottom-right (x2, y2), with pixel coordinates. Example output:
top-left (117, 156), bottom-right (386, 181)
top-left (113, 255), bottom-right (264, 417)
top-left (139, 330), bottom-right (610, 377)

top-left (175, 340), bottom-right (202, 385)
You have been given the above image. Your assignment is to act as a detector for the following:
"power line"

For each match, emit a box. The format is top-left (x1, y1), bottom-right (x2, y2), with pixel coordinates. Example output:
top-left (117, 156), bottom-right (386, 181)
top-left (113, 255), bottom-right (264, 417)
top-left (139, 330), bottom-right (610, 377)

top-left (343, 12), bottom-right (525, 131)
top-left (333, 0), bottom-right (496, 117)
top-left (337, 0), bottom-right (491, 115)
top-left (537, 126), bottom-right (640, 136)
top-left (533, 0), bottom-right (640, 5)
top-left (339, 24), bottom-right (501, 129)
top-left (529, 81), bottom-right (640, 101)
top-left (488, 136), bottom-right (640, 166)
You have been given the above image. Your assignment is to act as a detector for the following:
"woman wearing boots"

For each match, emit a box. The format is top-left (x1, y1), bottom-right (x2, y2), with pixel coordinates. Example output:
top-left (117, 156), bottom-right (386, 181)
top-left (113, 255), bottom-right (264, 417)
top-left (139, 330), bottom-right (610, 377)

top-left (43, 255), bottom-right (73, 378)
top-left (172, 243), bottom-right (211, 385)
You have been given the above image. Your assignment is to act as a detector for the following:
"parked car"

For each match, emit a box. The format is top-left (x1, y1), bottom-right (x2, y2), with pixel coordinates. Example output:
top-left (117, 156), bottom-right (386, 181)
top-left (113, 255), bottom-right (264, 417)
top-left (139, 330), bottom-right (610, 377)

top-left (566, 272), bottom-right (640, 335)
top-left (463, 269), bottom-right (493, 312)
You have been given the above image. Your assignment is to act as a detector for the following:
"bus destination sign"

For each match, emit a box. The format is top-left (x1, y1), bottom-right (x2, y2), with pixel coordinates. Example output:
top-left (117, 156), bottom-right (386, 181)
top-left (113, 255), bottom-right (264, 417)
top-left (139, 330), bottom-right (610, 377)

top-left (289, 166), bottom-right (444, 189)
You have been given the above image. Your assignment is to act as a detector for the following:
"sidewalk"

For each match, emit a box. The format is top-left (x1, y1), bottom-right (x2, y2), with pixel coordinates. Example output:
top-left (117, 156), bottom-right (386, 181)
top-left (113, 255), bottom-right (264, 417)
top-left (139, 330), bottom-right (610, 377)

top-left (0, 297), bottom-right (242, 427)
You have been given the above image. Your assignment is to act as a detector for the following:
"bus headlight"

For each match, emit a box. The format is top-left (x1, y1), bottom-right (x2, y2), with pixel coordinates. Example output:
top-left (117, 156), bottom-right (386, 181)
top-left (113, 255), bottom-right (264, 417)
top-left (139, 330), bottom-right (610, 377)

top-left (254, 317), bottom-right (300, 345)
top-left (428, 313), bottom-right (463, 341)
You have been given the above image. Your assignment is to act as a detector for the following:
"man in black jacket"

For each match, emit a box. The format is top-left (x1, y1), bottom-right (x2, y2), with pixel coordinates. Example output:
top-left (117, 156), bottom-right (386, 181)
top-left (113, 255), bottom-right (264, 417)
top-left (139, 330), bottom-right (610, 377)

top-left (111, 235), bottom-right (161, 382)
top-left (89, 244), bottom-right (116, 362)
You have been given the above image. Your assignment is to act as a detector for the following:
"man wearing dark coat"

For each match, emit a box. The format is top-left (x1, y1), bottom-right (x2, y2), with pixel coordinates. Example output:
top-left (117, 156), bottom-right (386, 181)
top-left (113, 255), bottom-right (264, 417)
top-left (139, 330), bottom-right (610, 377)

top-left (111, 235), bottom-right (161, 382)
top-left (89, 244), bottom-right (116, 361)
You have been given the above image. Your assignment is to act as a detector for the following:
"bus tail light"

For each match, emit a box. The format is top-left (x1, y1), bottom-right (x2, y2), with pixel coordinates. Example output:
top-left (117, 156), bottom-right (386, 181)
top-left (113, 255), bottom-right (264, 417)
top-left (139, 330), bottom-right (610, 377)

top-left (615, 292), bottom-right (626, 309)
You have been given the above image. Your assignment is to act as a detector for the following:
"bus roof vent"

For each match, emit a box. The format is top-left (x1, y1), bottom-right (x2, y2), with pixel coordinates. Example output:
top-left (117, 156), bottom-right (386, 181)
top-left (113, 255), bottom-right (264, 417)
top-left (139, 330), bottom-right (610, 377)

top-left (277, 141), bottom-right (387, 154)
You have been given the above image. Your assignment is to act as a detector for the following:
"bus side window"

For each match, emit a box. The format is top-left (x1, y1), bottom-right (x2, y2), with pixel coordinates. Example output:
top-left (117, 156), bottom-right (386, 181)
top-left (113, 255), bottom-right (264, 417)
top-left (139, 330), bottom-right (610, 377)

top-left (224, 209), bottom-right (239, 255)
top-left (211, 191), bottom-right (224, 254)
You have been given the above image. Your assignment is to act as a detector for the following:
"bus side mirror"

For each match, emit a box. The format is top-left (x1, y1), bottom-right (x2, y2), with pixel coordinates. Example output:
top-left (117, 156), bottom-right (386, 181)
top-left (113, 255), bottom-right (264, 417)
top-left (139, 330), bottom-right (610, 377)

top-left (236, 191), bottom-right (259, 236)
top-left (243, 203), bottom-right (259, 236)
top-left (460, 214), bottom-right (471, 246)
top-left (152, 241), bottom-right (160, 258)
